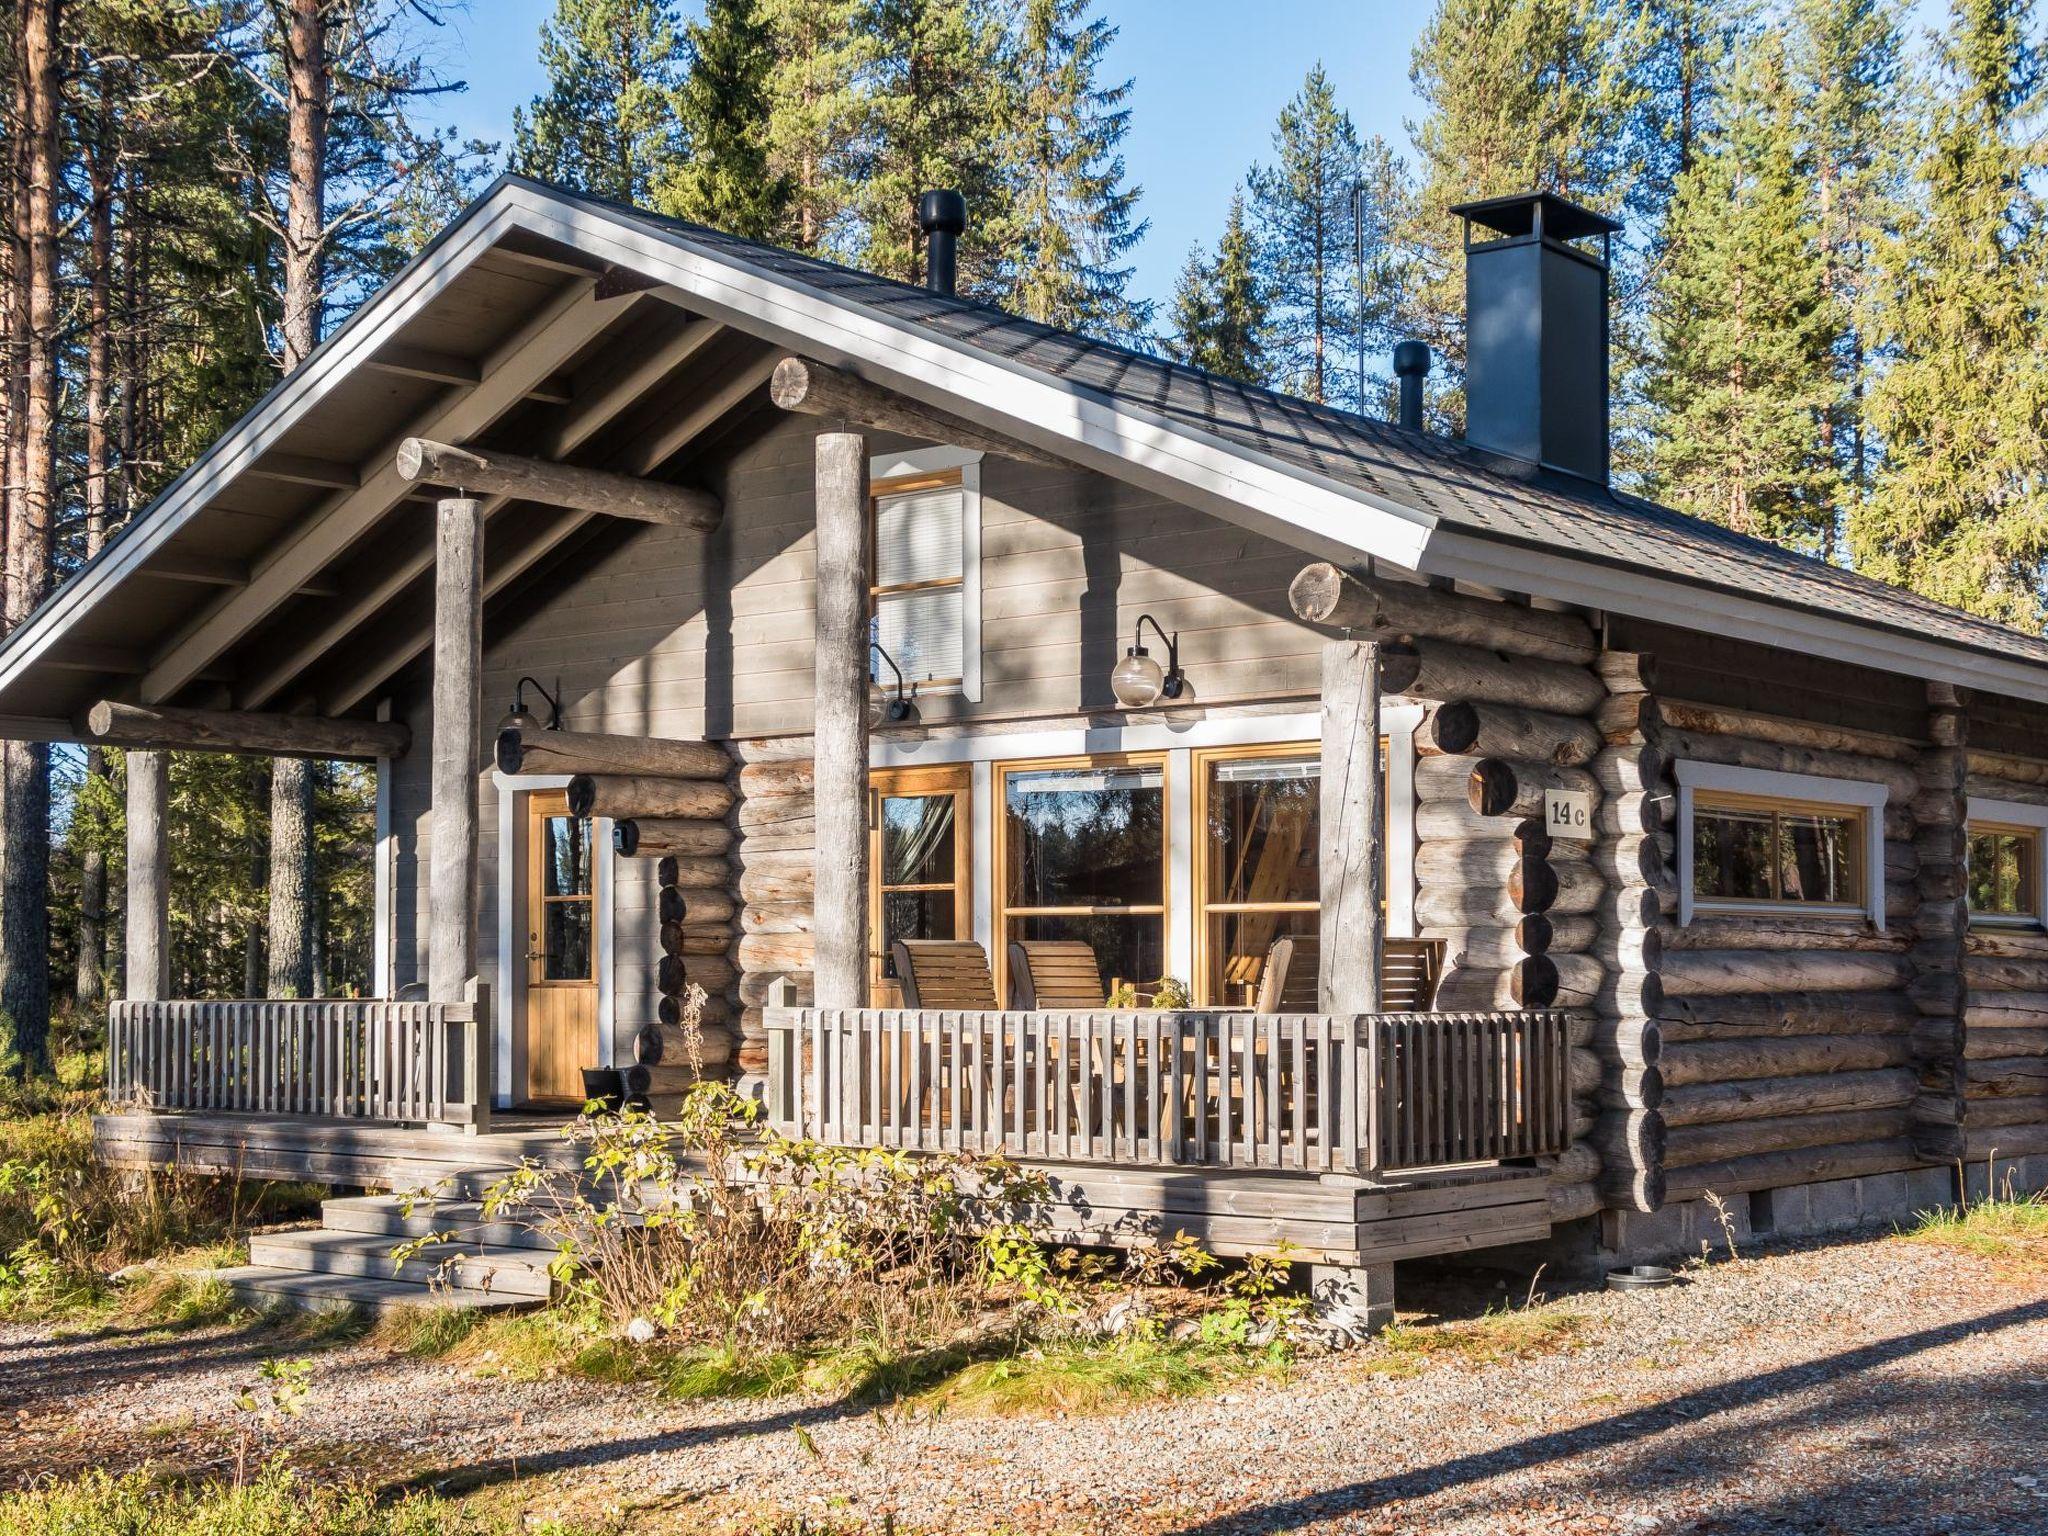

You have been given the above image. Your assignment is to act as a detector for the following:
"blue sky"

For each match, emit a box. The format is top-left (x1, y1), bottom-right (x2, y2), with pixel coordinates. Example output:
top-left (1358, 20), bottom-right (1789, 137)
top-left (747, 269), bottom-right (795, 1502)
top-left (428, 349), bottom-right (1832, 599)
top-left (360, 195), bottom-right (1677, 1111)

top-left (412, 0), bottom-right (1430, 314)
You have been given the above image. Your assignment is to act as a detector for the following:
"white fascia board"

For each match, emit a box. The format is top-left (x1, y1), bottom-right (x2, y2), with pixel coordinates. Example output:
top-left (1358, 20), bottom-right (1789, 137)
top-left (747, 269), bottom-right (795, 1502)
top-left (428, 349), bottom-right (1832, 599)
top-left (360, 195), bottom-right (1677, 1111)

top-left (0, 197), bottom-right (533, 702)
top-left (1424, 529), bottom-right (2048, 707)
top-left (493, 186), bottom-right (1438, 571)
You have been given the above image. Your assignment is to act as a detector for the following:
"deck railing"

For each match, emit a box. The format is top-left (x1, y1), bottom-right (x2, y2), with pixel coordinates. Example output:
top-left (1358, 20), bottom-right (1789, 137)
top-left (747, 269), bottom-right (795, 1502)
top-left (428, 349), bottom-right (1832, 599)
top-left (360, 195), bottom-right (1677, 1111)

top-left (106, 988), bottom-right (491, 1129)
top-left (763, 1005), bottom-right (1569, 1174)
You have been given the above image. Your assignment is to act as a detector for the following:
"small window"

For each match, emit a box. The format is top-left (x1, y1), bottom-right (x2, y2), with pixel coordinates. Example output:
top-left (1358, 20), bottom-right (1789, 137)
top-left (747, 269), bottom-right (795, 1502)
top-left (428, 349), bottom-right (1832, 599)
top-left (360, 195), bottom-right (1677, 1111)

top-left (1969, 823), bottom-right (2039, 920)
top-left (1691, 793), bottom-right (1864, 910)
top-left (871, 471), bottom-right (965, 688)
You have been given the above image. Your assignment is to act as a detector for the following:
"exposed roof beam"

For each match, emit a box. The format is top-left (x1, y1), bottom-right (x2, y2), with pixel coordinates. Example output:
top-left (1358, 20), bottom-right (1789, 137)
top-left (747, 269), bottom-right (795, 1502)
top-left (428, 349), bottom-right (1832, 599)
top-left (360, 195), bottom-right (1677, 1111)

top-left (395, 437), bottom-right (721, 528)
top-left (369, 342), bottom-right (481, 387)
top-left (0, 715), bottom-right (74, 742)
top-left (77, 699), bottom-right (410, 760)
top-left (492, 243), bottom-right (605, 280)
top-left (142, 280), bottom-right (626, 705)
top-left (527, 373), bottom-right (574, 405)
top-left (321, 352), bottom-right (777, 715)
top-left (770, 356), bottom-right (1067, 469)
top-left (245, 452), bottom-right (360, 491)
top-left (236, 315), bottom-right (714, 711)
top-left (140, 552), bottom-right (336, 599)
top-left (48, 641), bottom-right (144, 673)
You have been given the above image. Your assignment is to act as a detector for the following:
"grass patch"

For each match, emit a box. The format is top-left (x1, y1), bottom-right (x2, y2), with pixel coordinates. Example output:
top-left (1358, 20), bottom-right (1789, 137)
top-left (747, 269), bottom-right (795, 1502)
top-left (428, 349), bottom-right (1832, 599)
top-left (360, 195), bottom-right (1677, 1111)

top-left (1906, 1191), bottom-right (2048, 1272)
top-left (926, 1334), bottom-right (1279, 1417)
top-left (372, 1303), bottom-right (488, 1359)
top-left (1364, 1304), bottom-right (1596, 1377)
top-left (0, 1462), bottom-right (599, 1534)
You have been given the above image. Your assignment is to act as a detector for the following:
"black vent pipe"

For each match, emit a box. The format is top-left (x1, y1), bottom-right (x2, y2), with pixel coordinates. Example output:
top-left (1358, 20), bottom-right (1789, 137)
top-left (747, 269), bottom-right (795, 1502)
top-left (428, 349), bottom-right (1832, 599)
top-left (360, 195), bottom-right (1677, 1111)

top-left (918, 189), bottom-right (966, 295)
top-left (1393, 340), bottom-right (1430, 431)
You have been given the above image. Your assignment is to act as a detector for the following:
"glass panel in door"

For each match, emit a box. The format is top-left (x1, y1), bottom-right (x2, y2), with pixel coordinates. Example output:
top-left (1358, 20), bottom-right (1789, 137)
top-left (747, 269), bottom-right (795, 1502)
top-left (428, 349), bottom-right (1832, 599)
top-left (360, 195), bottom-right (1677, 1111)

top-left (869, 767), bottom-right (973, 1006)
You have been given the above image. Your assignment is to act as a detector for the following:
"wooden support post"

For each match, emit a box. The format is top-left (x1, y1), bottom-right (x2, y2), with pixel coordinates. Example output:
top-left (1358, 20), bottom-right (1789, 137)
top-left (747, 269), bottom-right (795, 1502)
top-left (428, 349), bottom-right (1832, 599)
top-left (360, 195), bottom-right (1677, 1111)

top-left (812, 432), bottom-right (870, 1009)
top-left (123, 748), bottom-right (170, 1002)
top-left (1320, 639), bottom-right (1384, 1014)
top-left (428, 496), bottom-right (483, 1003)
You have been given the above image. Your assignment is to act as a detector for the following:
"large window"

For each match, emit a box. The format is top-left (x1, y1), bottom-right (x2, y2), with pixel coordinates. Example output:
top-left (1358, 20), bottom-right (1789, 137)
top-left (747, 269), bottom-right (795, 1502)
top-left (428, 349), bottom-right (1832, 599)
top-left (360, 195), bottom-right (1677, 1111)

top-left (1968, 823), bottom-right (2039, 920)
top-left (1195, 747), bottom-right (1320, 1006)
top-left (1691, 793), bottom-right (1864, 909)
top-left (871, 470), bottom-right (966, 689)
top-left (997, 756), bottom-right (1167, 999)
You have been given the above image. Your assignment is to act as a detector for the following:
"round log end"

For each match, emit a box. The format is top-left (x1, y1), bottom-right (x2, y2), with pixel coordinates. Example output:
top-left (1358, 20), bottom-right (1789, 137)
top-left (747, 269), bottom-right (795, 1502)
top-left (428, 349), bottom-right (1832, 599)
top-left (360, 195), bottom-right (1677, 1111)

top-left (1286, 562), bottom-right (1349, 624)
top-left (494, 727), bottom-right (526, 776)
top-left (1516, 912), bottom-right (1554, 955)
top-left (566, 774), bottom-right (597, 818)
top-left (83, 700), bottom-right (114, 738)
top-left (768, 356), bottom-right (813, 410)
top-left (1469, 758), bottom-right (1517, 817)
top-left (614, 819), bottom-right (641, 857)
top-left (1511, 954), bottom-right (1560, 1008)
top-left (658, 884), bottom-right (688, 924)
top-left (395, 437), bottom-right (426, 481)
top-left (1509, 857), bottom-right (1559, 914)
top-left (1426, 700), bottom-right (1480, 756)
top-left (1378, 642), bottom-right (1422, 696)
top-left (633, 1022), bottom-right (665, 1066)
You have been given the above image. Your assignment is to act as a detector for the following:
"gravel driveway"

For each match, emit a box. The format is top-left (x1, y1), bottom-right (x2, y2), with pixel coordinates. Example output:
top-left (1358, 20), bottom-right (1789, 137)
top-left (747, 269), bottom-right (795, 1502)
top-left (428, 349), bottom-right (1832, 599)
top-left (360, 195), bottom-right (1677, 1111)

top-left (3, 1230), bottom-right (2044, 1534)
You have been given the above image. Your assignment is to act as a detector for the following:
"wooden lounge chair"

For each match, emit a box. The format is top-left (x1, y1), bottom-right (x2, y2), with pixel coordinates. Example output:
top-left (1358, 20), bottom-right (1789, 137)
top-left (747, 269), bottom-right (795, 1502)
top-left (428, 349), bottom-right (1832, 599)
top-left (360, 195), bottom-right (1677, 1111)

top-left (1252, 934), bottom-right (1445, 1013)
top-left (1006, 939), bottom-right (1107, 1008)
top-left (890, 939), bottom-right (998, 1009)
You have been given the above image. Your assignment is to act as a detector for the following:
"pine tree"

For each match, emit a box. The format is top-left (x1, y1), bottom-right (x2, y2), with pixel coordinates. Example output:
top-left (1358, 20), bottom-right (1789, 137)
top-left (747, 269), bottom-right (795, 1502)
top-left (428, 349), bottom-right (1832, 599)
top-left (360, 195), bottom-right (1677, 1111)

top-left (1005, 0), bottom-right (1148, 341)
top-left (1849, 0), bottom-right (2048, 627)
top-left (1646, 25), bottom-right (1841, 551)
top-left (849, 0), bottom-right (1013, 291)
top-left (1167, 189), bottom-right (1267, 383)
top-left (662, 0), bottom-right (789, 238)
top-left (511, 0), bottom-right (689, 205)
top-left (757, 0), bottom-right (867, 251)
top-left (1248, 65), bottom-right (1400, 409)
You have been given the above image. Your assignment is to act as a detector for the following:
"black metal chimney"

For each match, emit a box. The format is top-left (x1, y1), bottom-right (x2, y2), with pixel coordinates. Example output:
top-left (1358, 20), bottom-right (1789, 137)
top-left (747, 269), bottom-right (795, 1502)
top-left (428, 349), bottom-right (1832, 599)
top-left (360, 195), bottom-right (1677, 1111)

top-left (1393, 340), bottom-right (1430, 431)
top-left (918, 189), bottom-right (966, 296)
top-left (1448, 191), bottom-right (1621, 485)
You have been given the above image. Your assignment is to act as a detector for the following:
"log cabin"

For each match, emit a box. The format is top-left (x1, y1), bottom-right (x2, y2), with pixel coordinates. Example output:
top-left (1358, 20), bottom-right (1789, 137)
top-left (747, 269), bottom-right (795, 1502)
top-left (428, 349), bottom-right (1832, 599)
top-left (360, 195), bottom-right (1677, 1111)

top-left (1, 178), bottom-right (2041, 1316)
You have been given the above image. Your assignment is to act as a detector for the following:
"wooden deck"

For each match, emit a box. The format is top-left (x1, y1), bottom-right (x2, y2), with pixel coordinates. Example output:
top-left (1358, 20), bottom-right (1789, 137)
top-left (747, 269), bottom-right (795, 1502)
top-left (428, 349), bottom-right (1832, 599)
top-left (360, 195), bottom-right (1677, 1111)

top-left (93, 1109), bottom-right (1554, 1268)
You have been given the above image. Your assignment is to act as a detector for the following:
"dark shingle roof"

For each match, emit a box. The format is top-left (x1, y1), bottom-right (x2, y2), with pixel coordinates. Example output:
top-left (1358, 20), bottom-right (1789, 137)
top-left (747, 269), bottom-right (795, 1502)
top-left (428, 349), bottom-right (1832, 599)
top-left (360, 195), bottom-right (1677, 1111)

top-left (573, 181), bottom-right (2048, 675)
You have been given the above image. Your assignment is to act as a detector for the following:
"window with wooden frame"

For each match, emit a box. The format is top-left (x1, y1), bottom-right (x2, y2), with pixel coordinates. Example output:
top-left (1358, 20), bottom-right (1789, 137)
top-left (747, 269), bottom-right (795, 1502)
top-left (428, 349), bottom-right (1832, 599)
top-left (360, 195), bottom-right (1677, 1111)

top-left (995, 753), bottom-right (1168, 1004)
top-left (1689, 792), bottom-right (1865, 911)
top-left (868, 765), bottom-right (974, 1006)
top-left (1965, 797), bottom-right (2048, 926)
top-left (871, 468), bottom-right (967, 691)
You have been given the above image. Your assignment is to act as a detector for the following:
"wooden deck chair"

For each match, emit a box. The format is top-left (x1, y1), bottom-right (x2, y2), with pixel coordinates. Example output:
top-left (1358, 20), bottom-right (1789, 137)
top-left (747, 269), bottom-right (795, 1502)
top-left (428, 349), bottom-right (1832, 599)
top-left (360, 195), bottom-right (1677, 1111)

top-left (1006, 940), bottom-right (1107, 1008)
top-left (1251, 934), bottom-right (1447, 1013)
top-left (890, 939), bottom-right (998, 1009)
top-left (1381, 938), bottom-right (1446, 1013)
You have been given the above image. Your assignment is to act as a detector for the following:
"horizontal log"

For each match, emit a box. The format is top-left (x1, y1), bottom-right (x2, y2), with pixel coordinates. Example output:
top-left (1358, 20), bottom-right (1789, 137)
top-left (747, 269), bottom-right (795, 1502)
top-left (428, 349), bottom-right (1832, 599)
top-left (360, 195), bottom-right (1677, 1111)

top-left (1589, 744), bottom-right (1668, 799)
top-left (1964, 955), bottom-right (2048, 992)
top-left (1966, 747), bottom-right (2048, 787)
top-left (1660, 1035), bottom-right (1915, 1087)
top-left (1414, 841), bottom-right (1556, 887)
top-left (736, 930), bottom-right (816, 972)
top-left (740, 866), bottom-right (815, 905)
top-left (397, 435), bottom-right (721, 528)
top-left (656, 867), bottom-right (733, 914)
top-left (739, 970), bottom-right (813, 1007)
top-left (76, 700), bottom-right (408, 760)
top-left (1593, 1109), bottom-right (1665, 1213)
top-left (1418, 701), bottom-right (1600, 766)
top-left (736, 790), bottom-right (814, 831)
top-left (1549, 1181), bottom-right (1603, 1224)
top-left (662, 991), bottom-right (736, 1028)
top-left (1287, 563), bottom-right (1598, 664)
top-left (734, 816), bottom-right (817, 853)
top-left (1963, 1123), bottom-right (2048, 1160)
top-left (1554, 1141), bottom-right (1603, 1184)
top-left (1660, 1067), bottom-right (1920, 1129)
top-left (1433, 925), bottom-right (1534, 971)
top-left (740, 902), bottom-right (814, 934)
top-left (1595, 692), bottom-right (1660, 743)
top-left (1965, 925), bottom-right (2048, 960)
top-left (1415, 804), bottom-right (1553, 853)
top-left (1594, 886), bottom-right (1664, 933)
top-left (1965, 771), bottom-right (2048, 806)
top-left (1965, 1056), bottom-right (2048, 1098)
top-left (1658, 729), bottom-right (1919, 800)
top-left (1600, 1062), bottom-right (1663, 1111)
top-left (1585, 1013), bottom-right (1663, 1069)
top-left (1656, 698), bottom-right (1920, 763)
top-left (653, 887), bottom-right (735, 925)
top-left (1592, 790), bottom-right (1673, 836)
top-left (1665, 1107), bottom-right (1915, 1170)
top-left (1379, 639), bottom-right (1605, 715)
top-left (658, 953), bottom-right (735, 994)
top-left (1593, 651), bottom-right (1657, 694)
top-left (770, 356), bottom-right (1065, 468)
top-left (1590, 832), bottom-right (1673, 890)
top-left (1965, 1026), bottom-right (2048, 1059)
top-left (1541, 952), bottom-right (1607, 1010)
top-left (1588, 925), bottom-right (1663, 974)
top-left (1466, 758), bottom-right (1599, 819)
top-left (1531, 912), bottom-right (1599, 954)
top-left (1663, 1137), bottom-right (1920, 1202)
top-left (615, 818), bottom-right (733, 858)
top-left (1658, 949), bottom-right (1913, 998)
top-left (739, 759), bottom-right (815, 798)
top-left (1964, 1095), bottom-right (2048, 1127)
top-left (498, 727), bottom-right (729, 780)
top-left (1662, 914), bottom-right (1909, 954)
top-left (568, 774), bottom-right (735, 820)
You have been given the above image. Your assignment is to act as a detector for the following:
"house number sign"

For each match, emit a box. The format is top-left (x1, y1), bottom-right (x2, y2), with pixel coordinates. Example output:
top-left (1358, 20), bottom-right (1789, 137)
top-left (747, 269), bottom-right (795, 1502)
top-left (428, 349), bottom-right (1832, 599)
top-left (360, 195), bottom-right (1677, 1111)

top-left (1544, 788), bottom-right (1592, 838)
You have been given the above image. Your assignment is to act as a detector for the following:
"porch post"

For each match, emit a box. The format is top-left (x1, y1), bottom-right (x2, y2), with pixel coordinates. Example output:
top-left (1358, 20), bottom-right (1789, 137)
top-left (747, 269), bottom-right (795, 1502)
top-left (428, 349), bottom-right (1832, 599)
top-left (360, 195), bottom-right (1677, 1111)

top-left (1319, 639), bottom-right (1383, 1014)
top-left (812, 432), bottom-right (870, 1008)
top-left (428, 494), bottom-right (483, 1002)
top-left (122, 748), bottom-right (170, 1001)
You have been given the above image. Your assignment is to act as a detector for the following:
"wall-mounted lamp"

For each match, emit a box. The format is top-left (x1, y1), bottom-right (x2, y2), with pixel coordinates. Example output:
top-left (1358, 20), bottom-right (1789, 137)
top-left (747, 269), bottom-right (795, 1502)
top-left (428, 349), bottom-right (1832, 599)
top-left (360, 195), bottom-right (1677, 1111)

top-left (1109, 614), bottom-right (1185, 709)
top-left (870, 642), bottom-right (919, 726)
top-left (497, 675), bottom-right (563, 736)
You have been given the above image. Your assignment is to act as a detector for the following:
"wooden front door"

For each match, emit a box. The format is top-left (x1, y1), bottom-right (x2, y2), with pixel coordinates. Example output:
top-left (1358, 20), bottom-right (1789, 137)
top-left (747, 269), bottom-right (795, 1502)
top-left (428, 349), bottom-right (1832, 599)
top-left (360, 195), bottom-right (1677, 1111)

top-left (523, 791), bottom-right (599, 1103)
top-left (869, 766), bottom-right (973, 1007)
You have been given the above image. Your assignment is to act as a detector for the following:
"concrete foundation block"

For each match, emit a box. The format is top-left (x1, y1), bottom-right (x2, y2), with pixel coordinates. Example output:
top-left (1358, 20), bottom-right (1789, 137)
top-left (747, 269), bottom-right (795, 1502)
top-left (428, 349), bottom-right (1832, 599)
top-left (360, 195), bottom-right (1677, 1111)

top-left (1309, 1262), bottom-right (1394, 1340)
top-left (1965, 1152), bottom-right (2048, 1204)
top-left (1906, 1165), bottom-right (1958, 1216)
top-left (1806, 1175), bottom-right (1863, 1232)
top-left (1599, 1196), bottom-right (1750, 1265)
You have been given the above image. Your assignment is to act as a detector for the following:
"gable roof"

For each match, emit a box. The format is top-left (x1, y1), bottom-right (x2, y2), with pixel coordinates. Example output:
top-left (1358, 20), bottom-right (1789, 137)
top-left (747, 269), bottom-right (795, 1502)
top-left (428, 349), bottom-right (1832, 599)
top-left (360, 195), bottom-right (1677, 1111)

top-left (0, 173), bottom-right (2042, 733)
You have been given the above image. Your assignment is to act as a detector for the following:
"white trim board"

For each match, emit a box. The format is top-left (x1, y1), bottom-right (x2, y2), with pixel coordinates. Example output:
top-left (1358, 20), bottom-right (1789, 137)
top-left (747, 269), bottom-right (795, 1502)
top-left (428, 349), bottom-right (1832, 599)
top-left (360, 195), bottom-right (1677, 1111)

top-left (1673, 759), bottom-right (1889, 929)
top-left (869, 443), bottom-right (983, 704)
top-left (1965, 796), bottom-right (2048, 931)
top-left (490, 771), bottom-right (616, 1109)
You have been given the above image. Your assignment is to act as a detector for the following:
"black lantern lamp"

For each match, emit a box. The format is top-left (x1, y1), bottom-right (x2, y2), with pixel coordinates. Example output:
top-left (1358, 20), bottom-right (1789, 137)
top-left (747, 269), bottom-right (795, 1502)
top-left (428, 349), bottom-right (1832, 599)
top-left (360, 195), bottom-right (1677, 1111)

top-left (497, 675), bottom-right (563, 737)
top-left (1110, 614), bottom-right (1186, 709)
top-left (870, 642), bottom-right (919, 726)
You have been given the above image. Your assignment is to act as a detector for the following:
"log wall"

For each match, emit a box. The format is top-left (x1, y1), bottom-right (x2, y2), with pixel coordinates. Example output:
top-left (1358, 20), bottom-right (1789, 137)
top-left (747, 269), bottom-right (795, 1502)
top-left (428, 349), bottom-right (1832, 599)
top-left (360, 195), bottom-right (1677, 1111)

top-left (1959, 749), bottom-right (2048, 1164)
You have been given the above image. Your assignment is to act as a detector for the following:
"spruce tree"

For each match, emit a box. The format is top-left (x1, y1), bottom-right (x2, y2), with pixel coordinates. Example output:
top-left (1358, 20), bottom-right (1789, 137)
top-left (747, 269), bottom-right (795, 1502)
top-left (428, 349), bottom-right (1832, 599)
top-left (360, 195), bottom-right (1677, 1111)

top-left (1849, 0), bottom-right (2048, 627)
top-left (757, 0), bottom-right (868, 251)
top-left (1646, 25), bottom-right (1841, 551)
top-left (1005, 0), bottom-right (1149, 341)
top-left (1167, 190), bottom-right (1267, 383)
top-left (663, 0), bottom-right (789, 238)
top-left (511, 0), bottom-right (689, 205)
top-left (849, 0), bottom-right (1014, 291)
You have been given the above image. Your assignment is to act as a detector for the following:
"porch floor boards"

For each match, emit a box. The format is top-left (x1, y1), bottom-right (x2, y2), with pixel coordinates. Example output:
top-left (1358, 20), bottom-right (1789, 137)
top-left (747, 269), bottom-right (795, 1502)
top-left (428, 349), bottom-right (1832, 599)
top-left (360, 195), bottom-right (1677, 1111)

top-left (94, 1111), bottom-right (1555, 1269)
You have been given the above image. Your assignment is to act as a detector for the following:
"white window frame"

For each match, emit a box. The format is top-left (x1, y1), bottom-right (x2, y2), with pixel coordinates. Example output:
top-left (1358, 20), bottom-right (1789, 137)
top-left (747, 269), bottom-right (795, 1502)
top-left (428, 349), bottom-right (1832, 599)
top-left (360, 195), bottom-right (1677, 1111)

top-left (869, 444), bottom-right (982, 703)
top-left (1675, 759), bottom-right (1888, 930)
top-left (1964, 795), bottom-right (2048, 930)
